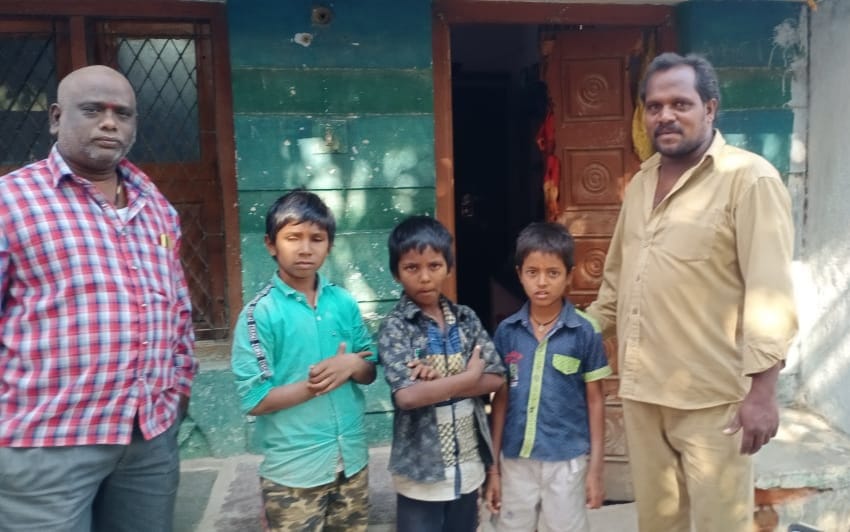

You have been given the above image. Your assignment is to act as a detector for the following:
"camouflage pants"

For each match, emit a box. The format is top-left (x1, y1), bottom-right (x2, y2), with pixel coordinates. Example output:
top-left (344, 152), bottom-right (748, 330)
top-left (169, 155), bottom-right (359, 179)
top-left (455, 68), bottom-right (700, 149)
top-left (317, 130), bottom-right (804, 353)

top-left (260, 468), bottom-right (369, 532)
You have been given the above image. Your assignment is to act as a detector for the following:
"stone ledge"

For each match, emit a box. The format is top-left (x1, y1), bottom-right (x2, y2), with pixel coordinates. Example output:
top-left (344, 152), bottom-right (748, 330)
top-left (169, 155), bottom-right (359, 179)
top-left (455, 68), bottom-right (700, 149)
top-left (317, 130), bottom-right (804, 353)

top-left (755, 407), bottom-right (850, 491)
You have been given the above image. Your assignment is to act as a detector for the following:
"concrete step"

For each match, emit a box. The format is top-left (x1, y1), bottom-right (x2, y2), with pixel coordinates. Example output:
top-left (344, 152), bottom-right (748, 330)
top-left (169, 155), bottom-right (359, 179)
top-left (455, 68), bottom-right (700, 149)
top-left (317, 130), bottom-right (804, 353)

top-left (175, 447), bottom-right (637, 532)
top-left (754, 407), bottom-right (850, 530)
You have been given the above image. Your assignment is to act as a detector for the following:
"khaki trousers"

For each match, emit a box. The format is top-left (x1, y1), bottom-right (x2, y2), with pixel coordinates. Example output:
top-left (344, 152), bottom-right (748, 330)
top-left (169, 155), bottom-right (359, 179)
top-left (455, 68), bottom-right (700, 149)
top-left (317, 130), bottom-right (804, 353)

top-left (622, 399), bottom-right (753, 532)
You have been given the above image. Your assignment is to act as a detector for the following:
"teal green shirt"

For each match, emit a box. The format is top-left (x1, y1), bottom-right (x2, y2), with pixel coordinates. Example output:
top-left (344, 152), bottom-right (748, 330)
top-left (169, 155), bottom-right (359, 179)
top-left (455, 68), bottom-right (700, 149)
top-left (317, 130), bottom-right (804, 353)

top-left (231, 274), bottom-right (375, 488)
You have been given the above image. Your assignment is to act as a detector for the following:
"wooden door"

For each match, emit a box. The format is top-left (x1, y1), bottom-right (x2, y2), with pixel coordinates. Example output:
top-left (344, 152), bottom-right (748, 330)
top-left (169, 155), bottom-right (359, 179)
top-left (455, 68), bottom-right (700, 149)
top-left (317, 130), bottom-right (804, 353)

top-left (546, 27), bottom-right (645, 501)
top-left (95, 21), bottom-right (229, 339)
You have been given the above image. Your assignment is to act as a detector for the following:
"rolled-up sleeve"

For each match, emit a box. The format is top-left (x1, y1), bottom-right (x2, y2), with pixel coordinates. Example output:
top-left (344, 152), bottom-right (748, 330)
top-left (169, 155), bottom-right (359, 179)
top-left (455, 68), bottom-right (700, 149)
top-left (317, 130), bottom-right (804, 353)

top-left (171, 231), bottom-right (198, 397)
top-left (735, 176), bottom-right (799, 375)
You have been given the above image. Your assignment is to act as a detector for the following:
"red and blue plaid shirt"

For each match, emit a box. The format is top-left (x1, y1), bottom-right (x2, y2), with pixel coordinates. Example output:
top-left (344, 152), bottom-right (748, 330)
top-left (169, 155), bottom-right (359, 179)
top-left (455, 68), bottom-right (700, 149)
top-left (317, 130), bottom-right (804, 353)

top-left (0, 146), bottom-right (197, 447)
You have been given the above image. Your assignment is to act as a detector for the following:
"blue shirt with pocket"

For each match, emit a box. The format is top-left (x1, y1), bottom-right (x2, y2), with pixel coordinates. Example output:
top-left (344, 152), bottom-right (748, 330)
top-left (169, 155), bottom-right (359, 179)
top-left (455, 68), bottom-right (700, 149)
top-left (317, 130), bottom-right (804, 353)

top-left (493, 300), bottom-right (611, 461)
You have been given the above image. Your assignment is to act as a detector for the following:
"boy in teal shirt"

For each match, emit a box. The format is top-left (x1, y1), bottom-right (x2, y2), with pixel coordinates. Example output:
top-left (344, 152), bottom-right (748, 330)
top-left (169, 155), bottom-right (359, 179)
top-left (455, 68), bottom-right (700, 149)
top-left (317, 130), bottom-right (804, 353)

top-left (231, 190), bottom-right (376, 532)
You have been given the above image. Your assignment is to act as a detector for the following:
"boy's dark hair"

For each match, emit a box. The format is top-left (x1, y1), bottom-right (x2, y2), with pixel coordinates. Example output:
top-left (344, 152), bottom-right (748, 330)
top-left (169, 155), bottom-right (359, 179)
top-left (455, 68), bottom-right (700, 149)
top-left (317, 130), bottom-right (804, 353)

top-left (388, 215), bottom-right (454, 276)
top-left (265, 189), bottom-right (336, 244)
top-left (514, 222), bottom-right (575, 272)
top-left (639, 52), bottom-right (720, 108)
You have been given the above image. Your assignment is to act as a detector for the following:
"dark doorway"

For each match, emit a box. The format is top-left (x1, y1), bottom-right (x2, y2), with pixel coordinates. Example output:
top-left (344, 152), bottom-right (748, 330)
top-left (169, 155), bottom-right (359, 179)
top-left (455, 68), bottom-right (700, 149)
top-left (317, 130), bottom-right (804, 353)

top-left (451, 24), bottom-right (545, 331)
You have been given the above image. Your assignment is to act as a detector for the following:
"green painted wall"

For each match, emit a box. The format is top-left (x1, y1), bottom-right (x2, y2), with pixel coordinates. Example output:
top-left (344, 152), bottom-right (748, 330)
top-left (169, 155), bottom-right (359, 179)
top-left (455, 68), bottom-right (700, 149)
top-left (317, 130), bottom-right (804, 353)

top-left (675, 1), bottom-right (804, 176)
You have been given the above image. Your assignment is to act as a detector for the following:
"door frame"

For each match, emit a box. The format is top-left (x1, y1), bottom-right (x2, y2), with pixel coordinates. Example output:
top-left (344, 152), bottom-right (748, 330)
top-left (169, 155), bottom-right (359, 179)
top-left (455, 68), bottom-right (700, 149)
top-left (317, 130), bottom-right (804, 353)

top-left (431, 0), bottom-right (676, 299)
top-left (0, 0), bottom-right (242, 330)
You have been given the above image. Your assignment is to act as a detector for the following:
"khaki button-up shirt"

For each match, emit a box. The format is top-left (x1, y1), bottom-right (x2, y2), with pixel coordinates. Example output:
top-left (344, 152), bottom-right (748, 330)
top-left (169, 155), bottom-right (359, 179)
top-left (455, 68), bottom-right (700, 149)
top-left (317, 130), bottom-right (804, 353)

top-left (586, 132), bottom-right (798, 409)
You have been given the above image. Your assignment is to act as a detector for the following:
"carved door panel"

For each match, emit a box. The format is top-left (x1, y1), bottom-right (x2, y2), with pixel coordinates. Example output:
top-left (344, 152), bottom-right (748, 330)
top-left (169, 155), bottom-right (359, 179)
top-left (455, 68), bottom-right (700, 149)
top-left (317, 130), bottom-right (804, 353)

top-left (546, 28), bottom-right (644, 501)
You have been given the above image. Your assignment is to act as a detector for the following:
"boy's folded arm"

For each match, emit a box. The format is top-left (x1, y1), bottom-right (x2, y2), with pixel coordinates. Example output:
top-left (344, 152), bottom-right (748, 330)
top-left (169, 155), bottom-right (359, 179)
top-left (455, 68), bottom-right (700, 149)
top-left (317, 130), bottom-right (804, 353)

top-left (349, 352), bottom-right (377, 384)
top-left (456, 372), bottom-right (504, 398)
top-left (248, 380), bottom-right (315, 416)
top-left (393, 370), bottom-right (479, 410)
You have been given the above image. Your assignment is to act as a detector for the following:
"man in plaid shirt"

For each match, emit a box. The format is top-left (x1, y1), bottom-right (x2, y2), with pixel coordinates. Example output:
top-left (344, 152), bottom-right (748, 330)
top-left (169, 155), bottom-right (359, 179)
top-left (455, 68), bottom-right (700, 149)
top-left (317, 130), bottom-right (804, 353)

top-left (0, 65), bottom-right (196, 531)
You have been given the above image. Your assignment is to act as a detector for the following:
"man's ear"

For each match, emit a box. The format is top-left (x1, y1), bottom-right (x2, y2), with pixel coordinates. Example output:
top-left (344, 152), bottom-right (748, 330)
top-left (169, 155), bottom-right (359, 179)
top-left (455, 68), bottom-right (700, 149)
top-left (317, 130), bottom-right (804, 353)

top-left (48, 103), bottom-right (61, 136)
top-left (705, 98), bottom-right (718, 125)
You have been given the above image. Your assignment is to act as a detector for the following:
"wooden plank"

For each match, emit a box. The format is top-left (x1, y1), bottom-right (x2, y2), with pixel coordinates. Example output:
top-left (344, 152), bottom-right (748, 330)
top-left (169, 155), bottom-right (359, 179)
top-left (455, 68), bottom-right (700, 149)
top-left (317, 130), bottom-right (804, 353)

top-left (434, 1), bottom-right (673, 26)
top-left (0, 1), bottom-right (221, 19)
top-left (68, 16), bottom-right (86, 70)
top-left (431, 7), bottom-right (457, 301)
top-left (209, 8), bottom-right (243, 330)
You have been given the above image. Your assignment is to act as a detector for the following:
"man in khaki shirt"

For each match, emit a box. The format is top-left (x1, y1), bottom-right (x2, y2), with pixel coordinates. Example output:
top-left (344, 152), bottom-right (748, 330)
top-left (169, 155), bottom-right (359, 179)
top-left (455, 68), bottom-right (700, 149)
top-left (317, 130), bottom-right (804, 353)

top-left (586, 53), bottom-right (797, 532)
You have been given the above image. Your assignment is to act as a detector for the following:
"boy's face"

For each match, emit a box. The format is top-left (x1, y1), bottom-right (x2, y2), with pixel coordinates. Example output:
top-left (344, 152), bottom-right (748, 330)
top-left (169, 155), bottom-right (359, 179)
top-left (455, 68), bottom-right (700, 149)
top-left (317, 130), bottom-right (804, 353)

top-left (394, 246), bottom-right (449, 312)
top-left (516, 251), bottom-right (572, 309)
top-left (265, 222), bottom-right (330, 287)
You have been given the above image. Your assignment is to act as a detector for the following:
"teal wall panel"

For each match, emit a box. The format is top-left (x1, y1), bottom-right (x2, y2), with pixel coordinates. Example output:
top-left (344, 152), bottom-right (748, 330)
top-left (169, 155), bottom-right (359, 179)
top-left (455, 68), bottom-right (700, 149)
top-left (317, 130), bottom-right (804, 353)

top-left (676, 2), bottom-right (803, 68)
top-left (717, 67), bottom-right (790, 110)
top-left (674, 1), bottom-right (803, 175)
top-left (234, 115), bottom-right (435, 191)
top-left (228, 0), bottom-right (432, 69)
top-left (717, 109), bottom-right (793, 175)
top-left (232, 69), bottom-right (434, 115)
top-left (238, 189), bottom-right (436, 233)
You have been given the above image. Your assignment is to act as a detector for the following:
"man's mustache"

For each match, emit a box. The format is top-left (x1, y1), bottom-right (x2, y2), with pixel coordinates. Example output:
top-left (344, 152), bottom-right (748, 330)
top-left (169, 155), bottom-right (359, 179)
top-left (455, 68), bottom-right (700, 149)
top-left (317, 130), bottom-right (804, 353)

top-left (655, 126), bottom-right (683, 137)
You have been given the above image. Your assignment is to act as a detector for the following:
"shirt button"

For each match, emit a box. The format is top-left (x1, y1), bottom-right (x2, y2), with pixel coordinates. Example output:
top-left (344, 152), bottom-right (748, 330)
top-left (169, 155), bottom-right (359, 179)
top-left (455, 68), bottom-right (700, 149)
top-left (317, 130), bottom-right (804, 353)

top-left (631, 308), bottom-right (638, 315)
top-left (141, 303), bottom-right (147, 308)
top-left (316, 315), bottom-right (322, 321)
top-left (641, 240), bottom-right (649, 248)
top-left (142, 341), bottom-right (149, 346)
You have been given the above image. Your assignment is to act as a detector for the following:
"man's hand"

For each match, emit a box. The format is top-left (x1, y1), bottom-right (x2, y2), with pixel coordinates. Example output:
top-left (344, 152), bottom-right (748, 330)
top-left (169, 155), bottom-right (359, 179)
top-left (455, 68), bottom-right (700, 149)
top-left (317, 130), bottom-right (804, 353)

top-left (484, 468), bottom-right (502, 514)
top-left (585, 469), bottom-right (604, 509)
top-left (178, 394), bottom-right (190, 420)
top-left (307, 342), bottom-right (370, 396)
top-left (723, 364), bottom-right (781, 454)
top-left (407, 358), bottom-right (443, 381)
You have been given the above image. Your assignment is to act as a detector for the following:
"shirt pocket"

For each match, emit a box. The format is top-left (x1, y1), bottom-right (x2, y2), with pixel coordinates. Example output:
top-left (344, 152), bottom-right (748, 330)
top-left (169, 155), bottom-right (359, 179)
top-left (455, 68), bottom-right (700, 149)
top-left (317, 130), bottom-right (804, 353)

top-left (660, 207), bottom-right (723, 262)
top-left (552, 354), bottom-right (581, 375)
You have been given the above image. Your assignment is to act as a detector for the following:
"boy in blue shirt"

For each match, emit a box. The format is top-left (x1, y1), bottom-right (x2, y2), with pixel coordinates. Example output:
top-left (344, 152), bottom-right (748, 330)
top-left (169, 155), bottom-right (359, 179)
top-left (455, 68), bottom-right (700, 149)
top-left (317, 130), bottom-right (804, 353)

top-left (378, 216), bottom-right (506, 532)
top-left (231, 190), bottom-right (376, 532)
top-left (485, 222), bottom-right (611, 532)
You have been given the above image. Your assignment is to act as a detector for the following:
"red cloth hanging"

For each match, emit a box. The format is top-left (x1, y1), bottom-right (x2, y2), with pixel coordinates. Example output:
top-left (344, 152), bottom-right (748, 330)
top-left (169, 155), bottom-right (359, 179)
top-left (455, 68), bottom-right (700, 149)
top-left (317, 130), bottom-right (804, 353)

top-left (536, 108), bottom-right (560, 221)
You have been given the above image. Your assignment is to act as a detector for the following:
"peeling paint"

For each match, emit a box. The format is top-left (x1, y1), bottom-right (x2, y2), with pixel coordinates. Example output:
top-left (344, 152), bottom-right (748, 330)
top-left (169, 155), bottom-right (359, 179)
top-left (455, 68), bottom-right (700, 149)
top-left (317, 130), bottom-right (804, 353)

top-left (293, 32), bottom-right (313, 47)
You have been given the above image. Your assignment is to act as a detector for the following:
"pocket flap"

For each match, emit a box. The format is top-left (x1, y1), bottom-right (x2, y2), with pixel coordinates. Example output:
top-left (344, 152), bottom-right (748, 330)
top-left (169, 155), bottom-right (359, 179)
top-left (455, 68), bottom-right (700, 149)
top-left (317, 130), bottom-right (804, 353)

top-left (552, 354), bottom-right (580, 375)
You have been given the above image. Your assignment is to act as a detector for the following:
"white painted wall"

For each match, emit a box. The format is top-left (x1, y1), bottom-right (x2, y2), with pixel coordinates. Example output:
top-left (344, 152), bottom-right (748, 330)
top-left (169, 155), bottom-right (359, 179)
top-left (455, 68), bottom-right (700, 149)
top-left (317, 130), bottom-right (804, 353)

top-left (797, 0), bottom-right (850, 434)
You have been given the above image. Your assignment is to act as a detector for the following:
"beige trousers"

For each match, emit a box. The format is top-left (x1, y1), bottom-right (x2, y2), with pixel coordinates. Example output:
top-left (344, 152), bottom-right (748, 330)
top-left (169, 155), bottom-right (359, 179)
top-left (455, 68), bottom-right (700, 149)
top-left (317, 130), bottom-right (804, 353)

top-left (496, 456), bottom-right (589, 532)
top-left (622, 400), bottom-right (753, 532)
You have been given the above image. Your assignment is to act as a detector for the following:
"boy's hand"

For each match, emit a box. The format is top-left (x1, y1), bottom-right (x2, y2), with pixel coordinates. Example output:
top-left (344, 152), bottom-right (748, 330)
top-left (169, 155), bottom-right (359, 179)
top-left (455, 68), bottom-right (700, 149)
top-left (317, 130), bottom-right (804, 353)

top-left (407, 358), bottom-right (443, 381)
top-left (307, 342), bottom-right (370, 396)
top-left (585, 469), bottom-right (604, 509)
top-left (464, 345), bottom-right (485, 380)
top-left (484, 469), bottom-right (502, 514)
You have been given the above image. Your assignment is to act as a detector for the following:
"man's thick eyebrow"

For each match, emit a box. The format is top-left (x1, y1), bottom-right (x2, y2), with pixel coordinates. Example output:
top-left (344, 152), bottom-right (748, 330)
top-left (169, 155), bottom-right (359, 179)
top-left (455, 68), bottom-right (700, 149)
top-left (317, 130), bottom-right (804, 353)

top-left (76, 101), bottom-right (134, 112)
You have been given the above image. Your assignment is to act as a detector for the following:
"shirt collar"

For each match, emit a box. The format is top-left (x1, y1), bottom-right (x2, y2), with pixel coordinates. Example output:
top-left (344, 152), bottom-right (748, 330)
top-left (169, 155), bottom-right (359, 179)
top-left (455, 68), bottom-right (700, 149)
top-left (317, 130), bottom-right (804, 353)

top-left (638, 129), bottom-right (726, 172)
top-left (46, 143), bottom-right (151, 196)
top-left (273, 272), bottom-right (332, 299)
top-left (504, 300), bottom-right (582, 329)
top-left (397, 293), bottom-right (458, 321)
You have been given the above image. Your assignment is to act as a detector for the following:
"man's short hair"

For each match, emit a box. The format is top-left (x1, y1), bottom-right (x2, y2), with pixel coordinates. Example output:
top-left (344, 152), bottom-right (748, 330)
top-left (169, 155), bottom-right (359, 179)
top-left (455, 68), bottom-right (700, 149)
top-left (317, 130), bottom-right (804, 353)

top-left (639, 52), bottom-right (720, 106)
top-left (265, 189), bottom-right (336, 244)
top-left (388, 215), bottom-right (454, 277)
top-left (514, 222), bottom-right (575, 272)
